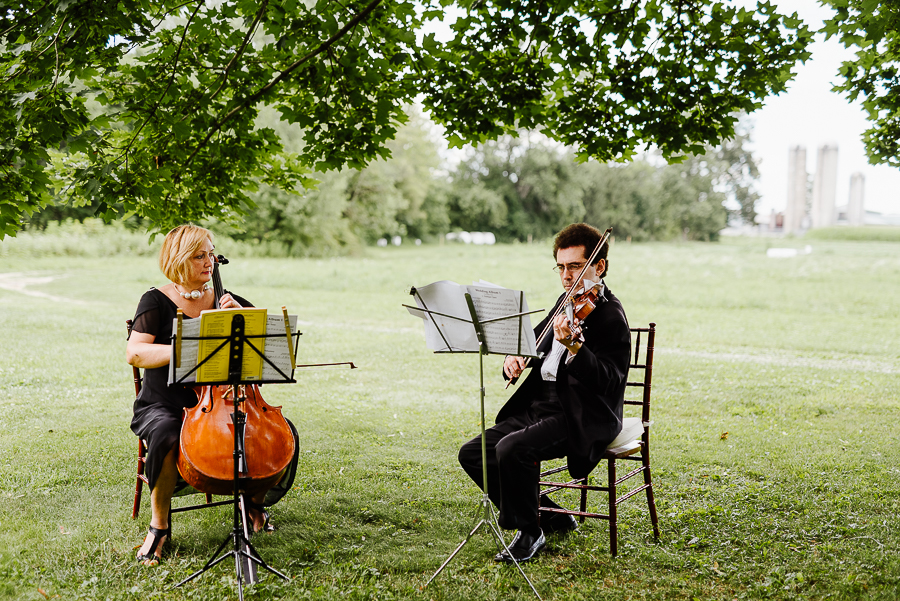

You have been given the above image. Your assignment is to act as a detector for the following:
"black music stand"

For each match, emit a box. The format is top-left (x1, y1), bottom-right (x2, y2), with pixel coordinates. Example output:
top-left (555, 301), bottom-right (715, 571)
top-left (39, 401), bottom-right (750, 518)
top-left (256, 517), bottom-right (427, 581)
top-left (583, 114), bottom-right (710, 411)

top-left (169, 310), bottom-right (300, 601)
top-left (405, 286), bottom-right (545, 600)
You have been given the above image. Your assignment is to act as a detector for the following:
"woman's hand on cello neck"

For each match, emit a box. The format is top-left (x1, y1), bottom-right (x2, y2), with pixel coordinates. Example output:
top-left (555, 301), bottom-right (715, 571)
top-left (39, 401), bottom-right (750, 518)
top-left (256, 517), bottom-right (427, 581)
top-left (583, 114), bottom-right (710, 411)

top-left (217, 292), bottom-right (242, 309)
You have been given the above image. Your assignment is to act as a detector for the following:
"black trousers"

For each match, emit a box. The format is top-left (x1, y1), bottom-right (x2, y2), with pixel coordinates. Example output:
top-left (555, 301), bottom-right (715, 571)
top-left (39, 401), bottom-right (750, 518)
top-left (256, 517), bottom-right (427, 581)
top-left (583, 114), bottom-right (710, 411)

top-left (458, 409), bottom-right (568, 532)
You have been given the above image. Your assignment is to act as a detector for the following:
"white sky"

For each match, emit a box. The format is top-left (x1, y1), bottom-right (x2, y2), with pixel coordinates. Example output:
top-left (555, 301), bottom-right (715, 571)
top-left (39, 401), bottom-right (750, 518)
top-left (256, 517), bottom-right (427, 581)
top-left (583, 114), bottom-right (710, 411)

top-left (749, 0), bottom-right (900, 216)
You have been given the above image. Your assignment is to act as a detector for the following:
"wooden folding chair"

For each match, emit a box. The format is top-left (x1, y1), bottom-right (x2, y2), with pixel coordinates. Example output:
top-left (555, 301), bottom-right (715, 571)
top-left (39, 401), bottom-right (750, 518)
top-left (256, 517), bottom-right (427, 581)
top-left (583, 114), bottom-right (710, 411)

top-left (539, 322), bottom-right (660, 556)
top-left (127, 319), bottom-right (221, 520)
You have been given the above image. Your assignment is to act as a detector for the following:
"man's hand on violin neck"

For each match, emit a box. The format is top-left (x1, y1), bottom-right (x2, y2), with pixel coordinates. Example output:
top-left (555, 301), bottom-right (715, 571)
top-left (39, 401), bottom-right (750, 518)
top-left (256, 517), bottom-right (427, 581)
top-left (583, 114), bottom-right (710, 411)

top-left (504, 355), bottom-right (526, 379)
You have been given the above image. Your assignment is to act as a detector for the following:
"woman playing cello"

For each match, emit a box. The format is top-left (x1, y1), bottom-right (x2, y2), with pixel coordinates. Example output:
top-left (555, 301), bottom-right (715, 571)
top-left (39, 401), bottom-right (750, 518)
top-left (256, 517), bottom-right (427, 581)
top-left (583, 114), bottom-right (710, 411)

top-left (126, 224), bottom-right (298, 565)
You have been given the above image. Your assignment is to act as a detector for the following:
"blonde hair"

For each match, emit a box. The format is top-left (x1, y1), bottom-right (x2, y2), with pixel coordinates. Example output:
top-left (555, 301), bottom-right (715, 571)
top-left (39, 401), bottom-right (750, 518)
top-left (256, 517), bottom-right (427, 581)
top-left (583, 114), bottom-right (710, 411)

top-left (159, 224), bottom-right (214, 285)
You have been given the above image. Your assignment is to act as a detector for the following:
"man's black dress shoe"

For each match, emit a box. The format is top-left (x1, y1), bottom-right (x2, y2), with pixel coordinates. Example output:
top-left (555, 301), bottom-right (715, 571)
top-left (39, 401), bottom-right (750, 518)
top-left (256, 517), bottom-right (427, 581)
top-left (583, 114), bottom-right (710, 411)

top-left (540, 511), bottom-right (578, 534)
top-left (494, 529), bottom-right (546, 563)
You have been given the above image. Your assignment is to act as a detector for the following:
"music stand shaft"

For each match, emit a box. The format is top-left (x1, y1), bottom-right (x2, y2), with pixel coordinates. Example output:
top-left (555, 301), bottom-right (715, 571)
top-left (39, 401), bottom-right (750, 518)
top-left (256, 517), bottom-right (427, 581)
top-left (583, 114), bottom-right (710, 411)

top-left (423, 296), bottom-right (542, 600)
top-left (172, 315), bottom-right (290, 600)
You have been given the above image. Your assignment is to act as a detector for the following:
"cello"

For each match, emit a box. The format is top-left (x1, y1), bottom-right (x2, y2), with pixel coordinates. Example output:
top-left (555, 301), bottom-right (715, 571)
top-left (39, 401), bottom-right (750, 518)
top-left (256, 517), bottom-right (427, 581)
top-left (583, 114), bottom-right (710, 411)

top-left (176, 255), bottom-right (296, 497)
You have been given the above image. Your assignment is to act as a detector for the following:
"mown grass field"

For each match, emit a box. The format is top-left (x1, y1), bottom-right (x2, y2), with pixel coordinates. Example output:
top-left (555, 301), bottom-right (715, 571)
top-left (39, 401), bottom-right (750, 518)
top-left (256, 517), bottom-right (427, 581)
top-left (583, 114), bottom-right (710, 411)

top-left (1, 234), bottom-right (898, 600)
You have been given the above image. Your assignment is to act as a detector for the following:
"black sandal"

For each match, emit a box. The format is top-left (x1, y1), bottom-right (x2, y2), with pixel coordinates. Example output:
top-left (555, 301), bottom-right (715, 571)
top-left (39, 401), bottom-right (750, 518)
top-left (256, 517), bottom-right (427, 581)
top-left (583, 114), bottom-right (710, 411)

top-left (246, 501), bottom-right (275, 534)
top-left (136, 526), bottom-right (170, 564)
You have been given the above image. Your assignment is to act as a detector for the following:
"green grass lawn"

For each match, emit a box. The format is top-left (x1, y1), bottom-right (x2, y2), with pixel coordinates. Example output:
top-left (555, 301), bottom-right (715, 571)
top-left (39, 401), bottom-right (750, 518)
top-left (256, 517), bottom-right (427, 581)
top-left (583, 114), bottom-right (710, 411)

top-left (1, 236), bottom-right (898, 600)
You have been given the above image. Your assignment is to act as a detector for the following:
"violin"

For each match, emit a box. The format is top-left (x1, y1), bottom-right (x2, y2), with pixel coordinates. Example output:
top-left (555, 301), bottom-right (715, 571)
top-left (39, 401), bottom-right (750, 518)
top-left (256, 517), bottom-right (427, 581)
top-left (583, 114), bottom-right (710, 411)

top-left (507, 227), bottom-right (612, 387)
top-left (563, 279), bottom-right (602, 344)
top-left (176, 254), bottom-right (295, 496)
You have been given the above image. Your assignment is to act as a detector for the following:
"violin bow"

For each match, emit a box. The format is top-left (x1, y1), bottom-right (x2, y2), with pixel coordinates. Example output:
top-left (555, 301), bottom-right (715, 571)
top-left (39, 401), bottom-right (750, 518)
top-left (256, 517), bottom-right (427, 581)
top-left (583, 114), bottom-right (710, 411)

top-left (212, 257), bottom-right (355, 372)
top-left (506, 227), bottom-right (612, 388)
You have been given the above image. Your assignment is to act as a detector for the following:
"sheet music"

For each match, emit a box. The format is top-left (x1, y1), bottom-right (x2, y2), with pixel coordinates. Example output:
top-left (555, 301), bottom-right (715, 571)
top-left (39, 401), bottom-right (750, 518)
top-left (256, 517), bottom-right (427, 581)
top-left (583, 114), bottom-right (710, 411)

top-left (406, 280), bottom-right (479, 352)
top-left (170, 317), bottom-right (200, 384)
top-left (197, 308), bottom-right (268, 382)
top-left (465, 284), bottom-right (537, 356)
top-left (475, 279), bottom-right (502, 287)
top-left (169, 312), bottom-right (298, 384)
top-left (406, 280), bottom-right (538, 356)
top-left (261, 314), bottom-right (298, 381)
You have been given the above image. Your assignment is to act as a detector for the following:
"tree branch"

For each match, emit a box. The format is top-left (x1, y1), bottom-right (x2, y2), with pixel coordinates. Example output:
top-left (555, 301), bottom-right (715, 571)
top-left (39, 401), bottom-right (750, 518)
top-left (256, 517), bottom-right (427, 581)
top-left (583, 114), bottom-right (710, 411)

top-left (175, 0), bottom-right (385, 178)
top-left (3, 15), bottom-right (74, 86)
top-left (52, 31), bottom-right (60, 89)
top-left (120, 1), bottom-right (205, 177)
top-left (35, 14), bottom-right (69, 59)
top-left (0, 0), bottom-right (52, 39)
top-left (208, 0), bottom-right (269, 102)
top-left (146, 1), bottom-right (202, 31)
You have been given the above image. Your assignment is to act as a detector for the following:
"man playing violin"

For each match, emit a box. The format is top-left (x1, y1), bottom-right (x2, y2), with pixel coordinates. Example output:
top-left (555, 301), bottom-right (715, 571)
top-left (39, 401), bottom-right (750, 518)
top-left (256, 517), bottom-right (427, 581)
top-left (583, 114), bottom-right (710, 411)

top-left (458, 222), bottom-right (631, 563)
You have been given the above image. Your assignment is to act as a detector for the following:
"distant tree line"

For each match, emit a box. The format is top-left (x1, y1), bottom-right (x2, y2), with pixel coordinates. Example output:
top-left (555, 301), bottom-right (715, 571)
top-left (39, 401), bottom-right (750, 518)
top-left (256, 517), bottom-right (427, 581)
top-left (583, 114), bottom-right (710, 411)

top-left (24, 111), bottom-right (760, 254)
top-left (429, 127), bottom-right (759, 244)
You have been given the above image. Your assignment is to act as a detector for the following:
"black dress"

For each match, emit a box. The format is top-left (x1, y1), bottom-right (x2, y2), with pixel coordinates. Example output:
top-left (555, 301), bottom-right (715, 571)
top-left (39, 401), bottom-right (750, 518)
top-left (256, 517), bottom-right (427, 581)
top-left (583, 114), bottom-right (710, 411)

top-left (129, 288), bottom-right (298, 505)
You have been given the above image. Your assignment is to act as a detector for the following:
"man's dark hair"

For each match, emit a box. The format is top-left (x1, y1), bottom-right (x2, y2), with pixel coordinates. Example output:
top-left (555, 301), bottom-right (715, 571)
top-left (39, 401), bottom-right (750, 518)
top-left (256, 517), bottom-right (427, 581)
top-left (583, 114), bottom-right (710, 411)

top-left (553, 223), bottom-right (609, 278)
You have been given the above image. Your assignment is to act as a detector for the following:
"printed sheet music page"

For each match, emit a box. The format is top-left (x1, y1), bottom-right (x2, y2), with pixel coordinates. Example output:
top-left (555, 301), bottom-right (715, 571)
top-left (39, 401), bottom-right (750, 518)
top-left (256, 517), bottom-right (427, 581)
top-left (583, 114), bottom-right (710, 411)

top-left (465, 281), bottom-right (537, 357)
top-left (407, 280), bottom-right (538, 356)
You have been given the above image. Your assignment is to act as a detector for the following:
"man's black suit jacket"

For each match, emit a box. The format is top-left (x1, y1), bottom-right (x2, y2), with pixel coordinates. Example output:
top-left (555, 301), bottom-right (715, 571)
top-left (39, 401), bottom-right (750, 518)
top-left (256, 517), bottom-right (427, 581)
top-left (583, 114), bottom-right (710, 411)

top-left (496, 285), bottom-right (631, 479)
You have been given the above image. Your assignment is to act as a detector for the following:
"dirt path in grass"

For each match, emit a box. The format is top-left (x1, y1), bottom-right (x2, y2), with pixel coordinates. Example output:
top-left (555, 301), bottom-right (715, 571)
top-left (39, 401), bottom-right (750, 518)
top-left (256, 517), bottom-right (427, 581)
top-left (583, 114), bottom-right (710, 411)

top-left (0, 272), bottom-right (89, 305)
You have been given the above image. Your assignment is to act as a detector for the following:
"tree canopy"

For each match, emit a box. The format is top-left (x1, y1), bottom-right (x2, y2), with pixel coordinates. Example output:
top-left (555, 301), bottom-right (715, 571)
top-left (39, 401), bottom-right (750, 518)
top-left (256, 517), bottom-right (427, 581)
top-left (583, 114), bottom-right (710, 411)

top-left (823, 1), bottom-right (900, 168)
top-left (0, 0), bottom-right (811, 238)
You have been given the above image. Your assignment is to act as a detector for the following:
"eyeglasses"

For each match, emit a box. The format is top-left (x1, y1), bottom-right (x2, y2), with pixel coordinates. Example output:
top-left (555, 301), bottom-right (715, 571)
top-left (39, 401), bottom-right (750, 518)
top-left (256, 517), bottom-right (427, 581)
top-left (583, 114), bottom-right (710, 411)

top-left (553, 262), bottom-right (587, 274)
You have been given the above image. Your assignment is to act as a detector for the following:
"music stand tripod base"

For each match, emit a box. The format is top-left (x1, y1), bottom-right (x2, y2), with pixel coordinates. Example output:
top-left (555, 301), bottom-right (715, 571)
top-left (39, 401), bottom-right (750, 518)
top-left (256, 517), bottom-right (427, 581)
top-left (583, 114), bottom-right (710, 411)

top-left (424, 491), bottom-right (542, 601)
top-left (172, 385), bottom-right (290, 600)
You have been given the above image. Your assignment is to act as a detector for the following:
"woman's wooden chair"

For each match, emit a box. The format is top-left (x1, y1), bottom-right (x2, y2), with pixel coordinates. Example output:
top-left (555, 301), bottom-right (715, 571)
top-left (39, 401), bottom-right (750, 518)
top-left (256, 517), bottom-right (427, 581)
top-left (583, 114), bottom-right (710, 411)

top-left (127, 319), bottom-right (223, 520)
top-left (539, 322), bottom-right (660, 556)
